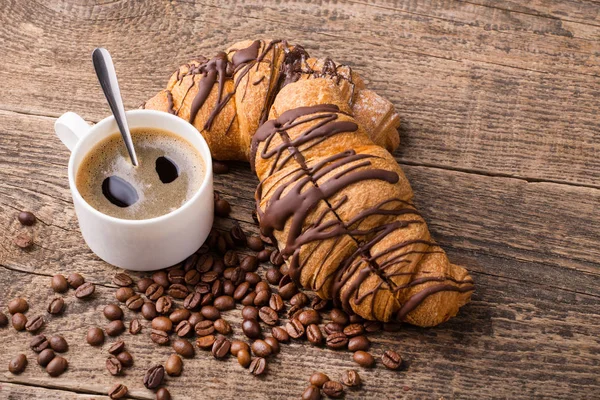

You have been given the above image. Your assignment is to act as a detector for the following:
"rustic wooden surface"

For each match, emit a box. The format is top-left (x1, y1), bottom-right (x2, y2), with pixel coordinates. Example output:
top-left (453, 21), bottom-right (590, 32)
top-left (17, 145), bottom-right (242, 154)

top-left (1, 0), bottom-right (599, 399)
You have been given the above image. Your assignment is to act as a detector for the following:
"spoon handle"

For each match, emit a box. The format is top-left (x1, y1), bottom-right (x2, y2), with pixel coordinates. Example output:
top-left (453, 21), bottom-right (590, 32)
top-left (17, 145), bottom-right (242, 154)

top-left (92, 47), bottom-right (139, 166)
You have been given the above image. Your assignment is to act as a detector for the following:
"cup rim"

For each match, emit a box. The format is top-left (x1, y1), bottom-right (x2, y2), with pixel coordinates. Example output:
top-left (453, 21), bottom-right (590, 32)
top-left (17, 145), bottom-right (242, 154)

top-left (67, 109), bottom-right (213, 226)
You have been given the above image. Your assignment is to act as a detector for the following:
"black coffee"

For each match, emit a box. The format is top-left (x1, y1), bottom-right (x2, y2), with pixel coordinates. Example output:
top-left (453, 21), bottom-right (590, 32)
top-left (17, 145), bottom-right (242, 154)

top-left (76, 128), bottom-right (204, 220)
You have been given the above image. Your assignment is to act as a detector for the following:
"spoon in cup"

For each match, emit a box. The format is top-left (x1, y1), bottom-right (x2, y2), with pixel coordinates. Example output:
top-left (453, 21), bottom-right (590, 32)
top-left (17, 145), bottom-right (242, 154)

top-left (92, 47), bottom-right (139, 166)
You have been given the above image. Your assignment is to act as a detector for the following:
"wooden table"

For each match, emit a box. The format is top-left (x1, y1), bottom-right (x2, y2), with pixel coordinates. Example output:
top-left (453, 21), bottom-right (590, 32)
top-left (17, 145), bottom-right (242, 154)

top-left (1, 1), bottom-right (599, 399)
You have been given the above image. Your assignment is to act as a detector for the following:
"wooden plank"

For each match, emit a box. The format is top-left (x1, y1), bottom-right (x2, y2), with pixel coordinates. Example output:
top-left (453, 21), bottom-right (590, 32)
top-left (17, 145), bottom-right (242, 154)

top-left (0, 382), bottom-right (108, 400)
top-left (0, 1), bottom-right (599, 186)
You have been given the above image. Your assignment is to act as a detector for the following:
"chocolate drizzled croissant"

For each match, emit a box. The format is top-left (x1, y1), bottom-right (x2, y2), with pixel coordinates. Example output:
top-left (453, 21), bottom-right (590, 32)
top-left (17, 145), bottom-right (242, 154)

top-left (145, 39), bottom-right (474, 326)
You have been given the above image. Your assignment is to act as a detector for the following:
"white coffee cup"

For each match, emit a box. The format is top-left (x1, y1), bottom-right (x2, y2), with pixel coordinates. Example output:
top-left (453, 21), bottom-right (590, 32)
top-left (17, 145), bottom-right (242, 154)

top-left (54, 110), bottom-right (214, 271)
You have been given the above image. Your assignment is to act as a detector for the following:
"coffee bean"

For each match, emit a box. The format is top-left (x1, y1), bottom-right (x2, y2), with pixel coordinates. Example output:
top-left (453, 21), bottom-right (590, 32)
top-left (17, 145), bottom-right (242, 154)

top-left (14, 232), bottom-right (33, 248)
top-left (223, 250), bottom-right (238, 267)
top-left (105, 320), bottom-right (126, 336)
top-left (108, 340), bottom-right (125, 355)
top-left (152, 316), bottom-right (173, 332)
top-left (311, 297), bottom-right (328, 311)
top-left (146, 283), bottom-right (164, 301)
top-left (183, 292), bottom-right (202, 310)
top-left (348, 336), bottom-right (370, 352)
top-left (242, 319), bottom-right (261, 339)
top-left (298, 310), bottom-right (320, 326)
top-left (150, 329), bottom-right (170, 345)
top-left (165, 354), bottom-right (183, 376)
top-left (143, 365), bottom-right (165, 389)
top-left (201, 271), bottom-right (219, 283)
top-left (257, 249), bottom-right (272, 262)
top-left (363, 320), bottom-right (382, 333)
top-left (382, 350), bottom-right (403, 370)
top-left (173, 339), bottom-right (195, 358)
top-left (212, 336), bottom-right (231, 359)
top-left (343, 323), bottom-right (364, 338)
top-left (170, 308), bottom-right (190, 324)
top-left (47, 356), bottom-right (68, 377)
top-left (237, 349), bottom-right (251, 368)
top-left (349, 314), bottom-right (363, 324)
top-left (324, 323), bottom-right (344, 335)
top-left (200, 293), bottom-right (213, 307)
top-left (234, 282), bottom-right (250, 301)
top-left (201, 305), bottom-right (220, 320)
top-left (214, 295), bottom-right (235, 311)
top-left (108, 383), bottom-right (128, 399)
top-left (167, 283), bottom-right (189, 299)
top-left (196, 254), bottom-right (214, 273)
top-left (212, 160), bottom-right (229, 174)
top-left (269, 249), bottom-right (284, 266)
top-left (268, 294), bottom-right (284, 313)
top-left (330, 309), bottom-right (349, 325)
top-left (115, 351), bottom-right (133, 368)
top-left (183, 253), bottom-right (199, 272)
top-left (353, 350), bottom-right (375, 368)
top-left (290, 292), bottom-right (309, 308)
top-left (167, 269), bottom-right (185, 285)
top-left (142, 302), bottom-right (158, 320)
top-left (214, 318), bottom-right (232, 335)
top-left (239, 256), bottom-right (257, 273)
top-left (230, 340), bottom-right (250, 356)
top-left (246, 236), bottom-right (264, 251)
top-left (322, 381), bottom-right (344, 398)
top-left (112, 273), bottom-right (133, 287)
top-left (326, 332), bottom-right (348, 350)
top-left (214, 198), bottom-right (231, 217)
top-left (183, 269), bottom-right (200, 286)
top-left (196, 334), bottom-right (216, 350)
top-left (271, 326), bottom-right (289, 343)
top-left (261, 337), bottom-right (279, 355)
top-left (194, 320), bottom-right (215, 336)
top-left (115, 287), bottom-right (134, 303)
top-left (30, 335), bottom-right (49, 352)
top-left (279, 282), bottom-right (298, 300)
top-left (11, 313), bottom-right (27, 331)
top-left (157, 387), bottom-right (172, 400)
top-left (240, 306), bottom-right (257, 321)
top-left (288, 305), bottom-right (302, 319)
top-left (18, 211), bottom-right (36, 226)
top-left (341, 369), bottom-right (361, 387)
top-left (47, 297), bottom-right (65, 315)
top-left (251, 339), bottom-right (272, 358)
top-left (75, 282), bottom-right (95, 299)
top-left (249, 357), bottom-right (266, 375)
top-left (258, 306), bottom-right (279, 326)
top-left (310, 372), bottom-right (330, 387)
top-left (188, 312), bottom-right (204, 326)
top-left (125, 294), bottom-right (144, 311)
top-left (51, 274), bottom-right (68, 293)
top-left (230, 267), bottom-right (245, 286)
top-left (302, 385), bottom-right (321, 400)
top-left (254, 290), bottom-right (270, 307)
top-left (8, 298), bottom-right (28, 314)
top-left (222, 279), bottom-right (236, 296)
top-left (285, 318), bottom-right (305, 339)
top-left (230, 224), bottom-right (246, 246)
top-left (25, 315), bottom-right (44, 332)
top-left (49, 335), bottom-right (68, 353)
top-left (173, 320), bottom-right (191, 337)
top-left (137, 278), bottom-right (154, 293)
top-left (156, 296), bottom-right (173, 314)
top-left (262, 269), bottom-right (280, 287)
top-left (9, 354), bottom-right (27, 374)
top-left (307, 324), bottom-right (324, 346)
top-left (87, 327), bottom-right (105, 346)
top-left (103, 304), bottom-right (124, 321)
top-left (67, 273), bottom-right (85, 289)
top-left (127, 318), bottom-right (141, 335)
top-left (152, 271), bottom-right (170, 288)
top-left (37, 348), bottom-right (56, 367)
top-left (0, 312), bottom-right (7, 327)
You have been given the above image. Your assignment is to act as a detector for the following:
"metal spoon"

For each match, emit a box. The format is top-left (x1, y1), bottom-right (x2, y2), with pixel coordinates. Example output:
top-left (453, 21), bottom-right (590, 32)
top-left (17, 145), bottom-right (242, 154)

top-left (92, 47), bottom-right (139, 166)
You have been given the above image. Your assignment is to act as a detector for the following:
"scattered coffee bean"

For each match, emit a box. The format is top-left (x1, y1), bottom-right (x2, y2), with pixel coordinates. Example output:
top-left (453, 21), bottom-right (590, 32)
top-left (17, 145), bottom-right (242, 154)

top-left (168, 283), bottom-right (189, 299)
top-left (14, 232), bottom-right (33, 248)
top-left (223, 279), bottom-right (236, 296)
top-left (104, 304), bottom-right (124, 321)
top-left (290, 292), bottom-right (309, 308)
top-left (230, 224), bottom-right (247, 246)
top-left (302, 385), bottom-right (322, 400)
top-left (257, 306), bottom-right (277, 326)
top-left (247, 236), bottom-right (264, 251)
top-left (214, 198), bottom-right (231, 217)
top-left (49, 335), bottom-right (68, 353)
top-left (271, 326), bottom-right (289, 343)
top-left (326, 332), bottom-right (348, 350)
top-left (137, 277), bottom-right (154, 293)
top-left (173, 339), bottom-right (195, 358)
top-left (174, 320), bottom-right (192, 337)
top-left (322, 381), bottom-right (344, 398)
top-left (129, 318), bottom-right (142, 335)
top-left (349, 314), bottom-right (363, 324)
top-left (37, 348), bottom-right (55, 367)
top-left (285, 318), bottom-right (305, 339)
top-left (8, 354), bottom-right (27, 374)
top-left (311, 297), bottom-right (328, 311)
top-left (106, 355), bottom-right (122, 376)
top-left (230, 340), bottom-right (250, 356)
top-left (343, 323), bottom-right (364, 338)
top-left (184, 269), bottom-right (201, 286)
top-left (146, 283), bottom-right (164, 301)
top-left (25, 315), bottom-right (44, 332)
top-left (353, 350), bottom-right (375, 368)
top-left (279, 282), bottom-right (298, 300)
top-left (212, 160), bottom-right (229, 174)
top-left (30, 335), bottom-right (49, 352)
top-left (47, 297), bottom-right (65, 315)
top-left (223, 250), bottom-right (239, 267)
top-left (234, 282), bottom-right (250, 301)
top-left (47, 356), bottom-right (68, 377)
top-left (196, 334), bottom-right (216, 350)
top-left (51, 274), bottom-right (68, 293)
top-left (264, 336), bottom-right (280, 354)
top-left (18, 211), bottom-right (36, 226)
top-left (8, 297), bottom-right (28, 314)
top-left (298, 309), bottom-right (320, 326)
top-left (257, 248), bottom-right (272, 262)
top-left (116, 351), bottom-right (133, 368)
top-left (105, 320), bottom-right (126, 336)
top-left (241, 257), bottom-right (258, 275)
top-left (87, 327), bottom-right (105, 346)
top-left (75, 282), bottom-right (95, 299)
top-left (214, 318), bottom-right (232, 335)
top-left (157, 387), bottom-right (172, 400)
top-left (112, 273), bottom-right (133, 287)
top-left (241, 291), bottom-right (257, 306)
top-left (115, 287), bottom-right (134, 303)
top-left (142, 302), bottom-right (158, 320)
top-left (0, 312), bottom-right (7, 327)
top-left (107, 341), bottom-right (125, 356)
top-left (212, 336), bottom-right (231, 359)
top-left (288, 304), bottom-right (302, 319)
top-left (144, 365), bottom-right (165, 389)
top-left (265, 268), bottom-right (281, 286)
top-left (165, 354), bottom-right (183, 376)
top-left (194, 320), bottom-right (215, 336)
top-left (124, 294), bottom-right (143, 311)
top-left (242, 306), bottom-right (258, 321)
top-left (201, 305), bottom-right (221, 321)
top-left (196, 254), bottom-right (214, 273)
top-left (242, 319), bottom-right (261, 339)
top-left (330, 309), bottom-right (349, 325)
top-left (152, 271), bottom-right (170, 288)
top-left (150, 329), bottom-right (170, 345)
top-left (269, 294), bottom-right (284, 312)
top-left (249, 357), bottom-right (267, 375)
top-left (183, 253), bottom-right (199, 271)
top-left (237, 349), bottom-right (251, 368)
top-left (188, 312), bottom-right (204, 326)
top-left (382, 349), bottom-right (403, 370)
top-left (67, 273), bottom-right (85, 289)
top-left (183, 292), bottom-right (202, 310)
top-left (156, 296), bottom-right (173, 314)
top-left (307, 324), bottom-right (324, 346)
top-left (108, 383), bottom-right (128, 399)
top-left (251, 339), bottom-right (272, 358)
top-left (167, 269), bottom-right (185, 285)
top-left (169, 309), bottom-right (190, 324)
top-left (11, 313), bottom-right (27, 331)
top-left (341, 369), bottom-right (362, 387)
top-left (254, 290), bottom-right (270, 307)
top-left (310, 372), bottom-right (330, 387)
top-left (269, 249), bottom-right (284, 266)
top-left (214, 295), bottom-right (235, 311)
top-left (324, 323), bottom-right (344, 335)
top-left (348, 336), bottom-right (370, 352)
top-left (201, 271), bottom-right (219, 284)
top-left (152, 316), bottom-right (173, 332)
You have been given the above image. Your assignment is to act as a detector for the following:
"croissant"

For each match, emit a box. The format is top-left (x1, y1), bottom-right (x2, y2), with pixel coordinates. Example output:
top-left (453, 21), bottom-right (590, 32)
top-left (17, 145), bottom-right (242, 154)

top-left (144, 39), bottom-right (474, 327)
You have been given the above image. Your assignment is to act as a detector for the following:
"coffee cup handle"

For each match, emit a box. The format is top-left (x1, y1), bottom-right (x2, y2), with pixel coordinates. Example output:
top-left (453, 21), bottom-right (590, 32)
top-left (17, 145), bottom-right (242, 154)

top-left (55, 112), bottom-right (92, 152)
